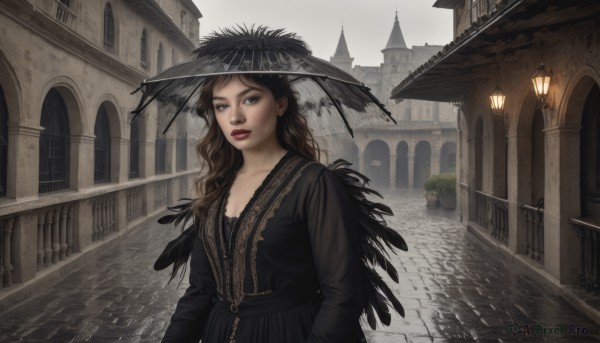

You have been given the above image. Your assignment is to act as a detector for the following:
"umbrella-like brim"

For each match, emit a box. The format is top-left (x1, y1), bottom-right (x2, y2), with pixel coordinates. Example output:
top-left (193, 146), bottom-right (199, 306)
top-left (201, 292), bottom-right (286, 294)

top-left (131, 52), bottom-right (396, 138)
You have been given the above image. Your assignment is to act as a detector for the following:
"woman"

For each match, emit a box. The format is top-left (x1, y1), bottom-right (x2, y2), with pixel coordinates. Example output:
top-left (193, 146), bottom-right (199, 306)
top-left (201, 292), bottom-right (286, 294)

top-left (145, 26), bottom-right (407, 343)
top-left (162, 73), bottom-right (365, 343)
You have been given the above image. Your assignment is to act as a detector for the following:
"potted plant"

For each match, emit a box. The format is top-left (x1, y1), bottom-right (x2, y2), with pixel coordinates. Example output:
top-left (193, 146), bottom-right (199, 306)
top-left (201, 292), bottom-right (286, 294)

top-left (437, 173), bottom-right (457, 210)
top-left (423, 175), bottom-right (440, 208)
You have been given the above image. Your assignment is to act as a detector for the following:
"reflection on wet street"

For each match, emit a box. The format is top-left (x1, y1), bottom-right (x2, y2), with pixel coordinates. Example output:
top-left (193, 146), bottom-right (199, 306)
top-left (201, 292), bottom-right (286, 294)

top-left (0, 189), bottom-right (598, 342)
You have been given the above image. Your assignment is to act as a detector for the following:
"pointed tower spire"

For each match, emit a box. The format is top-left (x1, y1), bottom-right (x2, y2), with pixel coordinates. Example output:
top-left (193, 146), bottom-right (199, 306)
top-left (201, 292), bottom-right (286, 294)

top-left (384, 11), bottom-right (407, 50)
top-left (333, 25), bottom-right (351, 58)
top-left (330, 25), bottom-right (354, 74)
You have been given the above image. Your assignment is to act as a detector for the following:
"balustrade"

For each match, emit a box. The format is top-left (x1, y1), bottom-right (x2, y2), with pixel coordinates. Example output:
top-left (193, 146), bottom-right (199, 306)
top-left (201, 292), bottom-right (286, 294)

top-left (154, 180), bottom-right (169, 210)
top-left (474, 191), bottom-right (508, 245)
top-left (569, 218), bottom-right (600, 296)
top-left (127, 186), bottom-right (145, 223)
top-left (521, 205), bottom-right (544, 264)
top-left (36, 204), bottom-right (74, 270)
top-left (0, 216), bottom-right (16, 290)
top-left (92, 194), bottom-right (116, 241)
top-left (55, 0), bottom-right (75, 25)
top-left (179, 175), bottom-right (189, 199)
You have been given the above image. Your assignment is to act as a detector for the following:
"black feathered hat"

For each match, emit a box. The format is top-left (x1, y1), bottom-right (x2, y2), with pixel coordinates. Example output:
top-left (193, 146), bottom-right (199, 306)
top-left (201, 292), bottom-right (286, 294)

top-left (130, 25), bottom-right (396, 138)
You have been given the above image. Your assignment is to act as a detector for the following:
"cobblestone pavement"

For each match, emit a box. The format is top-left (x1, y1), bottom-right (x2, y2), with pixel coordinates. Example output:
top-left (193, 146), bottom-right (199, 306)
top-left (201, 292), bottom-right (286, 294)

top-left (0, 189), bottom-right (598, 342)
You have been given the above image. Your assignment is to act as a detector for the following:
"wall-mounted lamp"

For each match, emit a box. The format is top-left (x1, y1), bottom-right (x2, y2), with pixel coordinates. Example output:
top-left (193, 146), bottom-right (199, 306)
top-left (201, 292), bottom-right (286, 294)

top-left (531, 62), bottom-right (551, 107)
top-left (490, 85), bottom-right (506, 115)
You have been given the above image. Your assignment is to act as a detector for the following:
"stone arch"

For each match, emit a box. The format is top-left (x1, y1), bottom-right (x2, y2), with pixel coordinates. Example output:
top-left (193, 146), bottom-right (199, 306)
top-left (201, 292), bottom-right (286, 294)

top-left (440, 141), bottom-right (456, 173)
top-left (559, 65), bottom-right (600, 128)
top-left (364, 140), bottom-right (390, 188)
top-left (0, 50), bottom-right (22, 197)
top-left (0, 50), bottom-right (22, 123)
top-left (93, 95), bottom-right (122, 139)
top-left (414, 141), bottom-right (431, 189)
top-left (396, 141), bottom-right (409, 188)
top-left (39, 76), bottom-right (85, 136)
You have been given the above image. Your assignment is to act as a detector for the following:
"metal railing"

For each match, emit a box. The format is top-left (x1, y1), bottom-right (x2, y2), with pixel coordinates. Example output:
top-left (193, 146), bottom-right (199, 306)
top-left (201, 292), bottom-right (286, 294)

top-left (474, 190), bottom-right (508, 245)
top-left (569, 218), bottom-right (600, 296)
top-left (521, 205), bottom-right (544, 264)
top-left (55, 0), bottom-right (76, 26)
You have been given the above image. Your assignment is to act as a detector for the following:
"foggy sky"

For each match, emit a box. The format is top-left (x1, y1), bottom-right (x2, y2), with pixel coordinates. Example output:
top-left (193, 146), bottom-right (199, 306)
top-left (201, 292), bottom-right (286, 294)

top-left (190, 0), bottom-right (453, 67)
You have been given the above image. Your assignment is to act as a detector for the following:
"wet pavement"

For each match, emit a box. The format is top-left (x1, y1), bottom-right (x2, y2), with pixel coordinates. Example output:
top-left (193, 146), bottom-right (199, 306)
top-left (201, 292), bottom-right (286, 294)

top-left (0, 189), bottom-right (598, 342)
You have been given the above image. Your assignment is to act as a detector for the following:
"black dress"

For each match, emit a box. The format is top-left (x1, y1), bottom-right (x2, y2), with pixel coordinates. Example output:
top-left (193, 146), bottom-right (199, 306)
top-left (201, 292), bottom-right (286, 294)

top-left (162, 151), bottom-right (366, 343)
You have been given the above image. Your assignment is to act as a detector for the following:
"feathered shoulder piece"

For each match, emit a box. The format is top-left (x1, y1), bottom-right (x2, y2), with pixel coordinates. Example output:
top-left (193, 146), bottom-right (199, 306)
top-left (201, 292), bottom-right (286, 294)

top-left (154, 159), bottom-right (408, 329)
top-left (193, 25), bottom-right (312, 59)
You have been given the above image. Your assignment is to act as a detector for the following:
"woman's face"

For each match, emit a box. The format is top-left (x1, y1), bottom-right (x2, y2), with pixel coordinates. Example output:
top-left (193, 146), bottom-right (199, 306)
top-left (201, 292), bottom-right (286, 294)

top-left (212, 76), bottom-right (287, 153)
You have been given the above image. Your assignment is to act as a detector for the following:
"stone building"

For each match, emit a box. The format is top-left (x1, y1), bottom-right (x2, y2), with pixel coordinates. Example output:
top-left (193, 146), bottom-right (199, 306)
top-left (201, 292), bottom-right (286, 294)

top-left (392, 0), bottom-right (600, 323)
top-left (0, 0), bottom-right (201, 311)
top-left (323, 13), bottom-right (457, 189)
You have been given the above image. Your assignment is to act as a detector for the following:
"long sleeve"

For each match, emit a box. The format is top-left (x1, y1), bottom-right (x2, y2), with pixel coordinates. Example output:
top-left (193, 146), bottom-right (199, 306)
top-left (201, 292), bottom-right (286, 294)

top-left (305, 168), bottom-right (365, 343)
top-left (162, 236), bottom-right (217, 343)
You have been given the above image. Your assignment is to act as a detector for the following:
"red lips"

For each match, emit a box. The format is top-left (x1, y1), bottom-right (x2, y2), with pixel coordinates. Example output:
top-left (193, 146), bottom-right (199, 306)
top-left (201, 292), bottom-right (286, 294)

top-left (231, 129), bottom-right (251, 136)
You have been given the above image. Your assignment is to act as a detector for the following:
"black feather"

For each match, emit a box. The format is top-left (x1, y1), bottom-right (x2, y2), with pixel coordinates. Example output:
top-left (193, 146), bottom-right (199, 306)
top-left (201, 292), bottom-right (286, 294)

top-left (154, 198), bottom-right (198, 283)
top-left (327, 158), bottom-right (408, 328)
top-left (194, 25), bottom-right (311, 60)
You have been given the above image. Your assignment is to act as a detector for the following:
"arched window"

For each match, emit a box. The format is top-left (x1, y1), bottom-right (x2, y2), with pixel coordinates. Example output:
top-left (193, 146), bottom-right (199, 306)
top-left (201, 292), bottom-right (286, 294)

top-left (103, 3), bottom-right (115, 53)
top-left (176, 135), bottom-right (187, 171)
top-left (39, 89), bottom-right (70, 193)
top-left (140, 29), bottom-right (148, 67)
top-left (0, 86), bottom-right (8, 197)
top-left (94, 104), bottom-right (111, 183)
top-left (157, 43), bottom-right (164, 73)
top-left (129, 118), bottom-right (140, 179)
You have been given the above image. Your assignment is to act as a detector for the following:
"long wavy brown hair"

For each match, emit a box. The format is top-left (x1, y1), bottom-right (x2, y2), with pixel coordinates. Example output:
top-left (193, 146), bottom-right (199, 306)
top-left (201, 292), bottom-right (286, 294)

top-left (192, 74), bottom-right (323, 222)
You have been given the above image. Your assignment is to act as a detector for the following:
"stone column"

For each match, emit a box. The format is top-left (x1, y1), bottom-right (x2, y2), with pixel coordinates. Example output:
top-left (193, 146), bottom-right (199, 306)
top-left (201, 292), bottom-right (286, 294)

top-left (431, 153), bottom-right (441, 175)
top-left (390, 154), bottom-right (397, 189)
top-left (11, 214), bottom-right (37, 284)
top-left (358, 156), bottom-right (365, 175)
top-left (165, 135), bottom-right (176, 174)
top-left (408, 154), bottom-right (415, 188)
top-left (71, 135), bottom-right (95, 190)
top-left (544, 126), bottom-right (581, 284)
top-left (7, 122), bottom-right (42, 199)
top-left (113, 137), bottom-right (128, 183)
top-left (507, 132), bottom-right (531, 255)
top-left (73, 199), bottom-right (93, 252)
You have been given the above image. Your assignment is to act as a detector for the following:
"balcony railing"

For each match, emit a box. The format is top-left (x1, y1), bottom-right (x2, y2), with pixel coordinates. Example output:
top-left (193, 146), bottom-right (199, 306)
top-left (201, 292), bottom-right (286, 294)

top-left (92, 194), bottom-right (116, 241)
top-left (569, 218), bottom-right (600, 296)
top-left (521, 205), bottom-right (544, 264)
top-left (470, 0), bottom-right (496, 23)
top-left (0, 172), bottom-right (195, 293)
top-left (1, 216), bottom-right (16, 290)
top-left (474, 190), bottom-right (508, 245)
top-left (55, 0), bottom-right (76, 26)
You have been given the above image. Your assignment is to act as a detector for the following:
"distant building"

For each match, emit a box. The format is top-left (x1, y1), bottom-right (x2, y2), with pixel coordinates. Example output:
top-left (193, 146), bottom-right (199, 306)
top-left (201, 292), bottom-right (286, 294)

top-left (322, 13), bottom-right (457, 189)
top-left (0, 0), bottom-right (201, 310)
